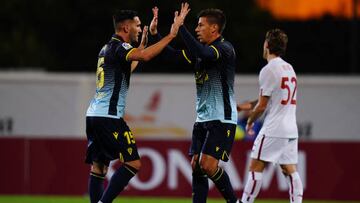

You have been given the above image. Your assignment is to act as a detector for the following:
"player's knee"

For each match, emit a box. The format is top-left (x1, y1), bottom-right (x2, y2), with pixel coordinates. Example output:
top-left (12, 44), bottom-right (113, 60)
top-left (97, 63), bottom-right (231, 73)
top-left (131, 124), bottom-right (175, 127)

top-left (249, 159), bottom-right (266, 172)
top-left (280, 164), bottom-right (296, 175)
top-left (192, 160), bottom-right (204, 176)
top-left (199, 159), bottom-right (217, 176)
top-left (91, 162), bottom-right (108, 176)
top-left (282, 170), bottom-right (292, 176)
top-left (125, 159), bottom-right (141, 171)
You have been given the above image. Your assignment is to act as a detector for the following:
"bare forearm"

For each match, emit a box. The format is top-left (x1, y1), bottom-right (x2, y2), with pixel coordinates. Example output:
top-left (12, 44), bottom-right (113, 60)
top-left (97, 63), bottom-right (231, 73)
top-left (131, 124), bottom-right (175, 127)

top-left (237, 100), bottom-right (258, 111)
top-left (249, 100), bottom-right (258, 109)
top-left (128, 34), bottom-right (174, 61)
top-left (247, 105), bottom-right (265, 125)
top-left (131, 61), bottom-right (139, 72)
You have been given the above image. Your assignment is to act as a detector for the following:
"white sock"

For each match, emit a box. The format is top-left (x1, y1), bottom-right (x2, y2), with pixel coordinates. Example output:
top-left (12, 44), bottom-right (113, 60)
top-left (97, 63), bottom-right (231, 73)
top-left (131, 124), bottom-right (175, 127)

top-left (286, 172), bottom-right (303, 203)
top-left (241, 171), bottom-right (263, 203)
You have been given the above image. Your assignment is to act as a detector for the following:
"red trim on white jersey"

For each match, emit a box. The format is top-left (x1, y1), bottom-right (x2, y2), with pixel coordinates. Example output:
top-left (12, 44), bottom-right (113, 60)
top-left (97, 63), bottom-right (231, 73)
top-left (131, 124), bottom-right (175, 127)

top-left (257, 135), bottom-right (266, 160)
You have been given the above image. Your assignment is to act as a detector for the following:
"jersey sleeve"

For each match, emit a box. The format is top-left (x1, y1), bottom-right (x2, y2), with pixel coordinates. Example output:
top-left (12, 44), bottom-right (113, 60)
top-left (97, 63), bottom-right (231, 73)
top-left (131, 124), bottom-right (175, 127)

top-left (179, 26), bottom-right (219, 61)
top-left (211, 42), bottom-right (235, 60)
top-left (147, 32), bottom-right (193, 65)
top-left (259, 67), bottom-right (276, 96)
top-left (115, 42), bottom-right (136, 62)
top-left (208, 44), bottom-right (221, 60)
top-left (157, 48), bottom-right (193, 65)
top-left (180, 49), bottom-right (194, 64)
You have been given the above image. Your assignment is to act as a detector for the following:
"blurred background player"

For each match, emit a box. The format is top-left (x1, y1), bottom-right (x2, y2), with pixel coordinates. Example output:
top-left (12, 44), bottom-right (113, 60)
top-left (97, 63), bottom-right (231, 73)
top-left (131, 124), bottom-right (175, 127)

top-left (238, 29), bottom-right (303, 203)
top-left (147, 3), bottom-right (239, 203)
top-left (236, 101), bottom-right (262, 141)
top-left (85, 9), bottom-right (188, 203)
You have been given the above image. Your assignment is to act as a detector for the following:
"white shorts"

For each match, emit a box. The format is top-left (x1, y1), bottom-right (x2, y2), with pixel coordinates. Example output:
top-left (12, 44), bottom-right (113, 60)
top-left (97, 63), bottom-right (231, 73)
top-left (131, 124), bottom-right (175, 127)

top-left (250, 134), bottom-right (298, 164)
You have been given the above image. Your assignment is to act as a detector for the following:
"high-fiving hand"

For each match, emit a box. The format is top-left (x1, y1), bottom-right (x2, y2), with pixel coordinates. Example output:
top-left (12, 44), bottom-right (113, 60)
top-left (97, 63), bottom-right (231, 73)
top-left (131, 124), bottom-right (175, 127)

top-left (177, 2), bottom-right (190, 24)
top-left (170, 2), bottom-right (191, 38)
top-left (139, 26), bottom-right (148, 49)
top-left (149, 7), bottom-right (159, 35)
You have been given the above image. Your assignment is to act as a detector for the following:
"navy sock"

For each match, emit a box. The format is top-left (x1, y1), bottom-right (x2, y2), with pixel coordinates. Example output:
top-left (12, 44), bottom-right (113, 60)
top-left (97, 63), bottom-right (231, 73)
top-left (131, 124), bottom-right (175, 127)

top-left (192, 163), bottom-right (209, 203)
top-left (100, 164), bottom-right (138, 203)
top-left (88, 172), bottom-right (105, 203)
top-left (209, 167), bottom-right (237, 203)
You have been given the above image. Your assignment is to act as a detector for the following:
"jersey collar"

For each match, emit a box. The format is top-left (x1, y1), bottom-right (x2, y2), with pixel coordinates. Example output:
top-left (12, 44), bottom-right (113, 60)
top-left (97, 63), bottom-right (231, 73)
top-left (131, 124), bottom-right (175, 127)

top-left (111, 34), bottom-right (125, 43)
top-left (210, 36), bottom-right (224, 45)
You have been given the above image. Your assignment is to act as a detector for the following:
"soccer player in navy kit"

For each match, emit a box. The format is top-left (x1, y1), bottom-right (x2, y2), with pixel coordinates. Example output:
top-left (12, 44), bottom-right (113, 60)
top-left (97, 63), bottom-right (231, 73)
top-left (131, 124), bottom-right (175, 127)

top-left (149, 4), bottom-right (239, 203)
top-left (85, 9), bottom-right (189, 203)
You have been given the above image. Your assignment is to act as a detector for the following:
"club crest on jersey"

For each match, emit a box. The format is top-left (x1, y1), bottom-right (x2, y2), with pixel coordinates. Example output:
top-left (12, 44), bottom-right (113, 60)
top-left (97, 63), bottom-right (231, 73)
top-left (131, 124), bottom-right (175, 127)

top-left (122, 43), bottom-right (133, 50)
top-left (127, 147), bottom-right (133, 155)
top-left (113, 131), bottom-right (119, 139)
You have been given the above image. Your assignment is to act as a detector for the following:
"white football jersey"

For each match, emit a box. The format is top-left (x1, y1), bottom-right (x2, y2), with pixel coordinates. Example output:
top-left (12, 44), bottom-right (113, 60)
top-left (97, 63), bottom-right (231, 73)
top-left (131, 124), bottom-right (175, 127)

top-left (258, 57), bottom-right (298, 138)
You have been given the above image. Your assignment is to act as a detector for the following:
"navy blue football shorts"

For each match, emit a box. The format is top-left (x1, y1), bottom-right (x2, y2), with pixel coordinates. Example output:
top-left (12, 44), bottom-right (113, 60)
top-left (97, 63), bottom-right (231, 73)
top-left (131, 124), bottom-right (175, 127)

top-left (189, 120), bottom-right (236, 162)
top-left (85, 117), bottom-right (140, 166)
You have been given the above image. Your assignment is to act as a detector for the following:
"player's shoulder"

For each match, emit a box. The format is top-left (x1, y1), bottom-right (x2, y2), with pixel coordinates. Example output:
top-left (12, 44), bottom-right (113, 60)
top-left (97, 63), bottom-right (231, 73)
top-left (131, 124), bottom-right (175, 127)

top-left (260, 62), bottom-right (273, 73)
top-left (270, 57), bottom-right (292, 67)
top-left (110, 34), bottom-right (133, 51)
top-left (212, 37), bottom-right (235, 57)
top-left (213, 37), bottom-right (234, 50)
top-left (272, 57), bottom-right (296, 74)
top-left (264, 57), bottom-right (288, 71)
top-left (113, 41), bottom-right (133, 52)
top-left (99, 44), bottom-right (107, 56)
top-left (259, 62), bottom-right (277, 80)
top-left (119, 42), bottom-right (133, 51)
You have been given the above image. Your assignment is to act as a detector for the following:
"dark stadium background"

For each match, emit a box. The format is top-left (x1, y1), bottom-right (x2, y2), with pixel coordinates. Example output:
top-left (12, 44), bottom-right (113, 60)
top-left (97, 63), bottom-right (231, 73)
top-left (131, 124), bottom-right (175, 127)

top-left (1, 1), bottom-right (360, 202)
top-left (1, 0), bottom-right (359, 74)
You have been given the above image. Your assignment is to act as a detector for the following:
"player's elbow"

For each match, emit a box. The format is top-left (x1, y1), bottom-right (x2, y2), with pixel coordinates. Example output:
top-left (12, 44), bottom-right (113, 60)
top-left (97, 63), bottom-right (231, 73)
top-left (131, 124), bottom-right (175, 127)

top-left (128, 49), bottom-right (152, 62)
top-left (137, 50), bottom-right (152, 61)
top-left (256, 105), bottom-right (267, 113)
top-left (141, 53), bottom-right (152, 62)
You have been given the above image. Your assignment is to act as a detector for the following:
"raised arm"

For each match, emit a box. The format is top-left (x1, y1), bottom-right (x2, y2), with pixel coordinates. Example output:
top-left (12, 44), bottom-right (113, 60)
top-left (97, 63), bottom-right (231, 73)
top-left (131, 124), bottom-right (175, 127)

top-left (177, 3), bottom-right (220, 61)
top-left (131, 26), bottom-right (149, 72)
top-left (127, 6), bottom-right (189, 62)
top-left (146, 5), bottom-right (194, 66)
top-left (179, 26), bottom-right (219, 60)
top-left (149, 7), bottom-right (159, 36)
top-left (127, 32), bottom-right (175, 62)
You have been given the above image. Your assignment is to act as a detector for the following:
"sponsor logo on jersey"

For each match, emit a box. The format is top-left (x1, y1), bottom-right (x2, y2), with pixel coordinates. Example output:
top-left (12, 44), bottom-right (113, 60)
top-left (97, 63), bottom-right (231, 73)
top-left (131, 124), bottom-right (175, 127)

top-left (122, 43), bottom-right (133, 50)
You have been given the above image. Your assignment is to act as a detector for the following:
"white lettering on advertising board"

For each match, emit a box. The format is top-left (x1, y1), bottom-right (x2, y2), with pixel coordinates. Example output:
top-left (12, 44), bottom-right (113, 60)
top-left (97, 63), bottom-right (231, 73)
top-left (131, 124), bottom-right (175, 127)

top-left (107, 148), bottom-right (306, 192)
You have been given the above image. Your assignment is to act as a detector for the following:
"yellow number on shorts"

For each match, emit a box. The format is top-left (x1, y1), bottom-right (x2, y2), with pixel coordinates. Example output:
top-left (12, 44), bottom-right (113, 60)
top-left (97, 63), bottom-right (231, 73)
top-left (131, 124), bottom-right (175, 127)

top-left (96, 57), bottom-right (105, 89)
top-left (124, 131), bottom-right (136, 144)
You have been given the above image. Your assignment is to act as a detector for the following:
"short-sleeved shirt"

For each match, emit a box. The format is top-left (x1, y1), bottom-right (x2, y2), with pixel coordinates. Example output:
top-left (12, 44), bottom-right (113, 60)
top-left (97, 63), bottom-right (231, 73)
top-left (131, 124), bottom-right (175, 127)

top-left (258, 57), bottom-right (298, 138)
top-left (184, 37), bottom-right (238, 124)
top-left (86, 34), bottom-right (136, 118)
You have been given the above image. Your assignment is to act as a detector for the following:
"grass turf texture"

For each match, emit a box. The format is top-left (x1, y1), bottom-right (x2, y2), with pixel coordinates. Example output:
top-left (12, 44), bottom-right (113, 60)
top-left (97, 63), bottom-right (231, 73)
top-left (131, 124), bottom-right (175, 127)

top-left (0, 196), bottom-right (359, 203)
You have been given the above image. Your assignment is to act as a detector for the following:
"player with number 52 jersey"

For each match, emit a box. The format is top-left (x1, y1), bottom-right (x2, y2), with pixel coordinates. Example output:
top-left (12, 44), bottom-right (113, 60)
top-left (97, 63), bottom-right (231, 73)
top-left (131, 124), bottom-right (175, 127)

top-left (237, 29), bottom-right (303, 203)
top-left (257, 56), bottom-right (298, 139)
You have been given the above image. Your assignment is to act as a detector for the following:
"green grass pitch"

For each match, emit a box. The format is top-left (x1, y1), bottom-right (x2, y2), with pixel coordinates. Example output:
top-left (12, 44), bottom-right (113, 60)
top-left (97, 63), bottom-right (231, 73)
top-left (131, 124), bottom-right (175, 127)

top-left (0, 196), bottom-right (359, 203)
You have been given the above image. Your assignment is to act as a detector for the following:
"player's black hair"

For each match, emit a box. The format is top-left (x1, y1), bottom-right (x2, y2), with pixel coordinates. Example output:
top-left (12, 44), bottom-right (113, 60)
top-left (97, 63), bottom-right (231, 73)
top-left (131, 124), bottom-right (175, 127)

top-left (265, 28), bottom-right (288, 56)
top-left (113, 10), bottom-right (138, 31)
top-left (198, 8), bottom-right (226, 34)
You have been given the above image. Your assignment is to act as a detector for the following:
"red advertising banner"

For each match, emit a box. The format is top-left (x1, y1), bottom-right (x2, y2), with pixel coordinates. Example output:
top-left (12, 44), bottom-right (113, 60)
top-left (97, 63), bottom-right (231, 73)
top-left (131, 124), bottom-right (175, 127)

top-left (1, 137), bottom-right (359, 200)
